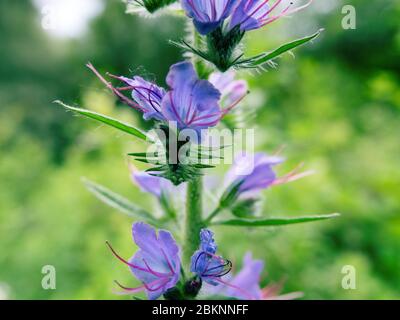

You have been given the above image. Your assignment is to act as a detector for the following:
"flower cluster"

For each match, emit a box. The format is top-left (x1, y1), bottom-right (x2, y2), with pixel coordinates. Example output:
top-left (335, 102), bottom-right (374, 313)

top-left (88, 60), bottom-right (247, 134)
top-left (58, 0), bottom-right (339, 302)
top-left (88, 61), bottom-right (224, 133)
top-left (177, 0), bottom-right (313, 71)
top-left (107, 222), bottom-right (232, 299)
top-left (182, 0), bottom-right (313, 34)
top-left (108, 222), bottom-right (302, 300)
top-left (131, 150), bottom-right (312, 218)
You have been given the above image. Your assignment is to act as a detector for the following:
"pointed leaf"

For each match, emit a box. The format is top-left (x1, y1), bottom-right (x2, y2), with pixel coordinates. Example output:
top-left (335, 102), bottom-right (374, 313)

top-left (55, 101), bottom-right (151, 142)
top-left (212, 213), bottom-right (340, 227)
top-left (237, 29), bottom-right (324, 68)
top-left (82, 178), bottom-right (159, 225)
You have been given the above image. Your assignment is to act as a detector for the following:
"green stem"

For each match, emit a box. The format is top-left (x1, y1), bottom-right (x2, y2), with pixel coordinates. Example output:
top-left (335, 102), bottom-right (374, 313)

top-left (188, 19), bottom-right (209, 78)
top-left (204, 205), bottom-right (222, 225)
top-left (183, 176), bottom-right (204, 268)
top-left (181, 23), bottom-right (207, 273)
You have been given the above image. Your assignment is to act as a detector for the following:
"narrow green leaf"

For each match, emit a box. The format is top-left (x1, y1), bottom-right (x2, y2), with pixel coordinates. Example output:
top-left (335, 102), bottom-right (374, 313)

top-left (82, 178), bottom-right (159, 225)
top-left (238, 29), bottom-right (324, 68)
top-left (134, 158), bottom-right (164, 165)
top-left (192, 164), bottom-right (216, 169)
top-left (169, 40), bottom-right (211, 62)
top-left (212, 213), bottom-right (340, 227)
top-left (128, 152), bottom-right (160, 157)
top-left (55, 101), bottom-right (151, 142)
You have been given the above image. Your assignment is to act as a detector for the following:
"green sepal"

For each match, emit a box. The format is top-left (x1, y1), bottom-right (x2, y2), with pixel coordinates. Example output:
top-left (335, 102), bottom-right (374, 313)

top-left (170, 25), bottom-right (245, 72)
top-left (219, 180), bottom-right (244, 208)
top-left (231, 198), bottom-right (260, 218)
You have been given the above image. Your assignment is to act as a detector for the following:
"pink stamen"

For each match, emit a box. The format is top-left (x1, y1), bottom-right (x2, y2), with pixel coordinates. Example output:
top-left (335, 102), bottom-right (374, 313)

top-left (114, 280), bottom-right (146, 294)
top-left (261, 0), bottom-right (313, 27)
top-left (86, 63), bottom-right (144, 112)
top-left (272, 163), bottom-right (315, 186)
top-left (263, 0), bottom-right (283, 18)
top-left (143, 277), bottom-right (170, 292)
top-left (239, 0), bottom-right (271, 26)
top-left (160, 248), bottom-right (175, 275)
top-left (189, 112), bottom-right (221, 125)
top-left (212, 277), bottom-right (256, 300)
top-left (106, 72), bottom-right (163, 113)
top-left (222, 91), bottom-right (249, 116)
top-left (273, 144), bottom-right (286, 156)
top-left (105, 241), bottom-right (170, 278)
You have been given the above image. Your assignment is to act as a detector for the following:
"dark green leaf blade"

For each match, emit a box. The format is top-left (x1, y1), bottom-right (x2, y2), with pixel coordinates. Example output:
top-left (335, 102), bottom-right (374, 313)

top-left (55, 101), bottom-right (151, 142)
top-left (212, 213), bottom-right (340, 227)
top-left (82, 178), bottom-right (159, 225)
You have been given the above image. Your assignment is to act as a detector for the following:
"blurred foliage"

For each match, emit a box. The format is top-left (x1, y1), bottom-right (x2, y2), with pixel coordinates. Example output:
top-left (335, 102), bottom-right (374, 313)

top-left (0, 0), bottom-right (399, 299)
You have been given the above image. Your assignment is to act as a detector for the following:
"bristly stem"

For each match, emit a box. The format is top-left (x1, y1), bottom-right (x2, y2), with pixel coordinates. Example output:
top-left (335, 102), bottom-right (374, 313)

top-left (181, 23), bottom-right (207, 270)
top-left (183, 176), bottom-right (204, 268)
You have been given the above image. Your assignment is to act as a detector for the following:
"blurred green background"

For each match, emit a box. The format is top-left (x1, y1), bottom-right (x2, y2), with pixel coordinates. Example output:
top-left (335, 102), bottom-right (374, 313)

top-left (0, 0), bottom-right (399, 299)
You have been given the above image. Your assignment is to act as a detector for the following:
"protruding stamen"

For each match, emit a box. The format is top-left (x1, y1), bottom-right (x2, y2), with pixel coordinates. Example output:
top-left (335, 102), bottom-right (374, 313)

top-left (86, 62), bottom-right (144, 112)
top-left (211, 277), bottom-right (256, 300)
top-left (105, 241), bottom-right (170, 278)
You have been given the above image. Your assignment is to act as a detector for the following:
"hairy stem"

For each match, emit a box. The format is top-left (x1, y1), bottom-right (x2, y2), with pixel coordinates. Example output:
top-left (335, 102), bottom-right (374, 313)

top-left (183, 176), bottom-right (204, 269)
top-left (181, 23), bottom-right (207, 270)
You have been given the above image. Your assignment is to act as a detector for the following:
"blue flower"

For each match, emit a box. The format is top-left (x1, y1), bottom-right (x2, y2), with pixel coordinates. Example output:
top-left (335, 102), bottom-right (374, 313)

top-left (161, 61), bottom-right (222, 136)
top-left (225, 152), bottom-right (284, 196)
top-left (107, 222), bottom-right (181, 300)
top-left (181, 0), bottom-right (238, 35)
top-left (131, 169), bottom-right (174, 198)
top-left (88, 61), bottom-right (222, 136)
top-left (206, 252), bottom-right (304, 300)
top-left (118, 75), bottom-right (167, 121)
top-left (224, 152), bottom-right (314, 199)
top-left (208, 70), bottom-right (248, 114)
top-left (230, 0), bottom-right (312, 32)
top-left (86, 62), bottom-right (166, 121)
top-left (223, 252), bottom-right (264, 299)
top-left (190, 229), bottom-right (232, 286)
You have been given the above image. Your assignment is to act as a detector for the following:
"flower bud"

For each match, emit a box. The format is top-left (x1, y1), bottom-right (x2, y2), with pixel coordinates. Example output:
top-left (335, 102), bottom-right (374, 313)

top-left (163, 287), bottom-right (184, 300)
top-left (183, 277), bottom-right (203, 298)
top-left (126, 0), bottom-right (177, 14)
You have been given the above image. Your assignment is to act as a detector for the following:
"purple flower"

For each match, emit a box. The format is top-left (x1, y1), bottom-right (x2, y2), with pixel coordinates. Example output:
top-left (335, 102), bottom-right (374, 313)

top-left (87, 61), bottom-right (223, 134)
top-left (230, 0), bottom-right (313, 32)
top-left (223, 252), bottom-right (264, 299)
top-left (223, 152), bottom-right (314, 206)
top-left (225, 152), bottom-right (284, 196)
top-left (131, 169), bottom-right (174, 198)
top-left (207, 252), bottom-right (303, 300)
top-left (161, 61), bottom-right (222, 136)
top-left (107, 222), bottom-right (180, 300)
top-left (190, 229), bottom-right (232, 286)
top-left (118, 76), bottom-right (166, 121)
top-left (181, 0), bottom-right (237, 35)
top-left (86, 63), bottom-right (166, 122)
top-left (208, 70), bottom-right (248, 111)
